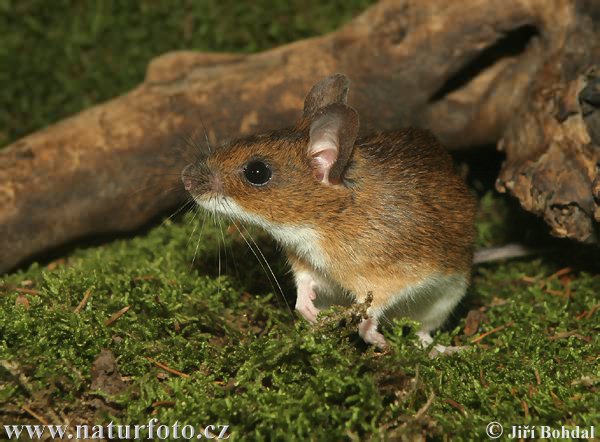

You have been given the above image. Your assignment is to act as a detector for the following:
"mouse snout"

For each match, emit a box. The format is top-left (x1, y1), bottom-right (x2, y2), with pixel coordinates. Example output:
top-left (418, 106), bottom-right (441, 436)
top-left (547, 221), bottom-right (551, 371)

top-left (181, 163), bottom-right (198, 191)
top-left (181, 163), bottom-right (221, 196)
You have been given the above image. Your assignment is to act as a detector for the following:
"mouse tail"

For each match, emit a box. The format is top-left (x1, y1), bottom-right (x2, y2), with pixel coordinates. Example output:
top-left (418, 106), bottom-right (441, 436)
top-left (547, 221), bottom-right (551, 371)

top-left (473, 243), bottom-right (550, 264)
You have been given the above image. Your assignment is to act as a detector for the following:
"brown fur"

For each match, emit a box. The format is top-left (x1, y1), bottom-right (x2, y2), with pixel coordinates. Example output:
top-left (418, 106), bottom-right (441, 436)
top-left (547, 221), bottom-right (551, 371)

top-left (184, 126), bottom-right (475, 297)
top-left (182, 75), bottom-right (476, 324)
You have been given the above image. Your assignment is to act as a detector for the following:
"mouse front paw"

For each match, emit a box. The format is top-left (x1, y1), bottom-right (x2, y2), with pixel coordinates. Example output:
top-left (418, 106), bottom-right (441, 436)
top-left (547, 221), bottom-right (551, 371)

top-left (295, 298), bottom-right (320, 323)
top-left (294, 271), bottom-right (320, 323)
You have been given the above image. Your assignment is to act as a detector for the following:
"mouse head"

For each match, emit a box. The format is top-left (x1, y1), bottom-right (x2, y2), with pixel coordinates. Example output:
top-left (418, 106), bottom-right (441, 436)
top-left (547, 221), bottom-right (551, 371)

top-left (181, 74), bottom-right (359, 227)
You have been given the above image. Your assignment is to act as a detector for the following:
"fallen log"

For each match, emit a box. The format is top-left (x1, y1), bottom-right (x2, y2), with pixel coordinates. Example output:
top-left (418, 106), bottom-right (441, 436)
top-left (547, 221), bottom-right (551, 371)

top-left (0, 0), bottom-right (589, 272)
top-left (496, 0), bottom-right (600, 242)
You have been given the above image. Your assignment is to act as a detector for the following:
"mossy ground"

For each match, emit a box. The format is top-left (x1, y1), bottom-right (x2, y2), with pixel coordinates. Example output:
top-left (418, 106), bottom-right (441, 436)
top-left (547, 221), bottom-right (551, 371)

top-left (1, 1), bottom-right (599, 441)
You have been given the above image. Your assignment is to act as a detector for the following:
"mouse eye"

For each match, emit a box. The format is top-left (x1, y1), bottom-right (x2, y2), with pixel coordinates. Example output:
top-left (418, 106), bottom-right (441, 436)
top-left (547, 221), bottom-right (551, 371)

top-left (243, 160), bottom-right (272, 186)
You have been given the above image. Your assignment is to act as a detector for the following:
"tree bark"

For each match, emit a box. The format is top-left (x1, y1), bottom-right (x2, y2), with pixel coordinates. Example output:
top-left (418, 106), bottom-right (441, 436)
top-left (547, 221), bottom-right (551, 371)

top-left (1, 0), bottom-right (594, 272)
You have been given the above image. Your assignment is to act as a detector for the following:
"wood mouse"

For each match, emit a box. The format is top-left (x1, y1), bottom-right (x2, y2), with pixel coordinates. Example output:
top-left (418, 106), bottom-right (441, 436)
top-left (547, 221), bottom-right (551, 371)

top-left (182, 74), bottom-right (476, 349)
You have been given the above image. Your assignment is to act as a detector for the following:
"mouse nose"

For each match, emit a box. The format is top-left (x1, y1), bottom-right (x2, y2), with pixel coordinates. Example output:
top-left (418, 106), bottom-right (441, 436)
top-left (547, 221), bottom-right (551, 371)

top-left (181, 164), bottom-right (196, 191)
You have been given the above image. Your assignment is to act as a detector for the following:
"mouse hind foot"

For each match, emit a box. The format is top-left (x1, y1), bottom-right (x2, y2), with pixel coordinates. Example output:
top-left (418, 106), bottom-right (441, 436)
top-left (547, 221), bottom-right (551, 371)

top-left (417, 331), bottom-right (466, 358)
top-left (358, 316), bottom-right (387, 349)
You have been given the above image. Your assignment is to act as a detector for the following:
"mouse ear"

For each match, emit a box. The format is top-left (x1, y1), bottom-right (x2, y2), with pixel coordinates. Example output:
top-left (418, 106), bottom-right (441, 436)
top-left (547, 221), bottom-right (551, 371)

top-left (308, 103), bottom-right (359, 185)
top-left (303, 74), bottom-right (350, 118)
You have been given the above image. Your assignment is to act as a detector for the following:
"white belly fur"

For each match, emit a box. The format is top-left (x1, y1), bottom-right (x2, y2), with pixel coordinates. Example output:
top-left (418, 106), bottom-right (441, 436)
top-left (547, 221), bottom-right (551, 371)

top-left (372, 273), bottom-right (469, 333)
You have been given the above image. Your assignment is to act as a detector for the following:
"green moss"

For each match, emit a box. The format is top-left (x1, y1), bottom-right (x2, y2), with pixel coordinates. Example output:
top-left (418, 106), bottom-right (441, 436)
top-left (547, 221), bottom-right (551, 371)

top-left (2, 204), bottom-right (599, 440)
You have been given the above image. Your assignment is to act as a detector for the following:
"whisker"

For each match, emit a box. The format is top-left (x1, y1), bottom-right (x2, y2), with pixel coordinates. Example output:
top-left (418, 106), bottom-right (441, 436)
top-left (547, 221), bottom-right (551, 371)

top-left (128, 183), bottom-right (183, 198)
top-left (159, 197), bottom-right (195, 228)
top-left (167, 124), bottom-right (208, 163)
top-left (218, 217), bottom-right (229, 276)
top-left (224, 222), bottom-right (241, 282)
top-left (223, 201), bottom-right (292, 316)
top-left (228, 218), bottom-right (291, 315)
top-left (185, 205), bottom-right (202, 248)
top-left (198, 115), bottom-right (213, 155)
top-left (125, 96), bottom-right (210, 171)
top-left (176, 131), bottom-right (208, 164)
top-left (140, 171), bottom-right (190, 178)
top-left (240, 223), bottom-right (289, 306)
top-left (191, 208), bottom-right (209, 267)
top-left (164, 95), bottom-right (211, 160)
top-left (216, 214), bottom-right (222, 298)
